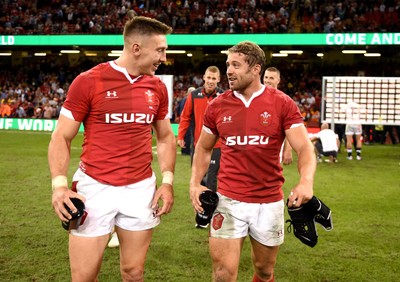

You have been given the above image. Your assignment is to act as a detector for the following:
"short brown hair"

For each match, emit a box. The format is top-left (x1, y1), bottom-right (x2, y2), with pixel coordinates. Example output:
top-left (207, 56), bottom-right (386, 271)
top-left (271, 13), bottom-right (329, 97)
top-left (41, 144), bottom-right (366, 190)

top-left (205, 66), bottom-right (220, 76)
top-left (265, 67), bottom-right (280, 77)
top-left (123, 16), bottom-right (173, 39)
top-left (228, 41), bottom-right (266, 74)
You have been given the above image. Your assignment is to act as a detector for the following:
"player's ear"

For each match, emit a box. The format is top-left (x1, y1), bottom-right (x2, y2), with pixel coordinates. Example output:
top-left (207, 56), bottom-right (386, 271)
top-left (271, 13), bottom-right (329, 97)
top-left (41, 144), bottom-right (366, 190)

top-left (132, 43), bottom-right (141, 55)
top-left (253, 64), bottom-right (261, 75)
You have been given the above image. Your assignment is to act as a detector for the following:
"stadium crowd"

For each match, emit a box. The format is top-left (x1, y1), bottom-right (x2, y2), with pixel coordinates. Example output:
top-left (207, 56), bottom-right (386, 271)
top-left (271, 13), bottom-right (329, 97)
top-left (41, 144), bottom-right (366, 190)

top-left (1, 0), bottom-right (399, 144)
top-left (1, 0), bottom-right (400, 35)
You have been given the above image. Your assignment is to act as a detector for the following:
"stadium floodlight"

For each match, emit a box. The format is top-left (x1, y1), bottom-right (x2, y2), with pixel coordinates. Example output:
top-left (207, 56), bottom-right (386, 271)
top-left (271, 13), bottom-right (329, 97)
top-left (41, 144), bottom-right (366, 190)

top-left (166, 50), bottom-right (186, 54)
top-left (364, 53), bottom-right (381, 57)
top-left (60, 50), bottom-right (80, 54)
top-left (279, 50), bottom-right (303, 54)
top-left (342, 50), bottom-right (366, 54)
top-left (34, 53), bottom-right (47, 56)
top-left (0, 52), bottom-right (12, 56)
top-left (272, 53), bottom-right (288, 57)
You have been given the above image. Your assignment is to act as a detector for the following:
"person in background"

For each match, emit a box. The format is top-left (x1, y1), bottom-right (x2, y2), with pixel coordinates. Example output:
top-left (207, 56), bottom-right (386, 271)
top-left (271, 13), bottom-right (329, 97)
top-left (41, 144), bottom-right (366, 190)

top-left (48, 16), bottom-right (176, 281)
top-left (263, 67), bottom-right (293, 165)
top-left (0, 99), bottom-right (11, 117)
top-left (175, 86), bottom-right (196, 155)
top-left (310, 123), bottom-right (339, 163)
top-left (177, 66), bottom-right (225, 226)
top-left (344, 101), bottom-right (363, 160)
top-left (190, 41), bottom-right (316, 282)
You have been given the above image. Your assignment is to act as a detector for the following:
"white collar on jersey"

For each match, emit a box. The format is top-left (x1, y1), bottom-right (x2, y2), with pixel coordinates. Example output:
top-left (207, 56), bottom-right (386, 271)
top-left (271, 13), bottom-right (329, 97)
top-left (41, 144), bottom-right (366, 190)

top-left (109, 61), bottom-right (142, 84)
top-left (233, 84), bottom-right (265, 108)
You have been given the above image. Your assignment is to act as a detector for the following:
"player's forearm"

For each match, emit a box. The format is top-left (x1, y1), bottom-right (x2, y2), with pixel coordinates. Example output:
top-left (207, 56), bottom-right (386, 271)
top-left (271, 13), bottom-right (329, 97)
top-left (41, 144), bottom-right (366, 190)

top-left (296, 143), bottom-right (316, 187)
top-left (283, 138), bottom-right (292, 152)
top-left (190, 146), bottom-right (212, 186)
top-left (157, 133), bottom-right (176, 175)
top-left (48, 135), bottom-right (72, 179)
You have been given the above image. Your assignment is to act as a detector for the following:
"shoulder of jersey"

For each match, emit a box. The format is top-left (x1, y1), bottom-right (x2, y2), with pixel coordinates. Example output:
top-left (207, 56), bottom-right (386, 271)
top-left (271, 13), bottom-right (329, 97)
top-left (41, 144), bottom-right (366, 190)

top-left (214, 89), bottom-right (233, 102)
top-left (271, 87), bottom-right (291, 100)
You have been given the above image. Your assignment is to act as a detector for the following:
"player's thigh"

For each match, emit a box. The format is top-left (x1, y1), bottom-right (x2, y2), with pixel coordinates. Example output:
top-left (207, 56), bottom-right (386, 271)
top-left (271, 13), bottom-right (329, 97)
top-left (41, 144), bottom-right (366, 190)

top-left (118, 228), bottom-right (154, 270)
top-left (250, 237), bottom-right (279, 272)
top-left (69, 233), bottom-right (109, 281)
top-left (209, 237), bottom-right (245, 273)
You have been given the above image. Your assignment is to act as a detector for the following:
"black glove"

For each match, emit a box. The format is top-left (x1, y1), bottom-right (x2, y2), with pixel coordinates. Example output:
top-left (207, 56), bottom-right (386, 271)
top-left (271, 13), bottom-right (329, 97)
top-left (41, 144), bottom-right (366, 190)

top-left (286, 203), bottom-right (318, 247)
top-left (286, 196), bottom-right (333, 248)
top-left (304, 196), bottom-right (333, 231)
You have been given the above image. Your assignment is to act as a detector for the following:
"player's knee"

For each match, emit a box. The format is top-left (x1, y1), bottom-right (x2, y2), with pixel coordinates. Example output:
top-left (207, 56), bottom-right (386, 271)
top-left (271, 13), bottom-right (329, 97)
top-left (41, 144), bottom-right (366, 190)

top-left (120, 266), bottom-right (144, 282)
top-left (254, 270), bottom-right (274, 281)
top-left (213, 264), bottom-right (238, 281)
top-left (253, 263), bottom-right (274, 281)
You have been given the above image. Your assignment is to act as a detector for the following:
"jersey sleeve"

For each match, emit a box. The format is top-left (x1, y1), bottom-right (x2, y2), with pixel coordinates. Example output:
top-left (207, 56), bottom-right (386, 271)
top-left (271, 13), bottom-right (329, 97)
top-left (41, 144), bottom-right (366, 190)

top-left (203, 98), bottom-right (219, 136)
top-left (62, 72), bottom-right (93, 122)
top-left (155, 78), bottom-right (170, 120)
top-left (281, 94), bottom-right (303, 130)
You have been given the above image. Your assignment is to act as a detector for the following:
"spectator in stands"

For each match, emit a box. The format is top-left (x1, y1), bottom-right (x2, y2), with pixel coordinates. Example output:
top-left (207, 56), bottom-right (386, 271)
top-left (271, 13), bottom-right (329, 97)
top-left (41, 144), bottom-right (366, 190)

top-left (43, 102), bottom-right (53, 119)
top-left (1, 100), bottom-right (11, 117)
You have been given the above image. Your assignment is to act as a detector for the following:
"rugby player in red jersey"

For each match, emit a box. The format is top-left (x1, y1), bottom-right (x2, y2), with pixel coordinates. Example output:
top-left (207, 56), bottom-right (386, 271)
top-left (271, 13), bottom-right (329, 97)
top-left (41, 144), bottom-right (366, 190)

top-left (48, 16), bottom-right (176, 281)
top-left (190, 41), bottom-right (316, 282)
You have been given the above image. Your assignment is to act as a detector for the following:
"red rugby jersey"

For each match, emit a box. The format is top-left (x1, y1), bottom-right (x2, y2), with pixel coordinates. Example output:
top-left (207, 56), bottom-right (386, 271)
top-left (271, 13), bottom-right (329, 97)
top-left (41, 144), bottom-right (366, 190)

top-left (62, 61), bottom-right (169, 186)
top-left (203, 85), bottom-right (303, 203)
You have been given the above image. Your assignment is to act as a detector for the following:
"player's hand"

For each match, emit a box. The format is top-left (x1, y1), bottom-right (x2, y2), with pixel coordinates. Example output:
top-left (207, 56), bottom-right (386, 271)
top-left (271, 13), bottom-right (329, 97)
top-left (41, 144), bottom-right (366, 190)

top-left (152, 183), bottom-right (174, 216)
top-left (282, 151), bottom-right (293, 165)
top-left (287, 182), bottom-right (313, 208)
top-left (177, 139), bottom-right (186, 148)
top-left (190, 184), bottom-right (209, 213)
top-left (52, 187), bottom-right (86, 222)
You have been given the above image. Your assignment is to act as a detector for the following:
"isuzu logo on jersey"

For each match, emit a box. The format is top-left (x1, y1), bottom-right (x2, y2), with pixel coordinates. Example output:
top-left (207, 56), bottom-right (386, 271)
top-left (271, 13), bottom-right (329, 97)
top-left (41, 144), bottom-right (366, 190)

top-left (105, 113), bottom-right (154, 124)
top-left (259, 112), bottom-right (271, 126)
top-left (145, 90), bottom-right (155, 105)
top-left (225, 135), bottom-right (270, 146)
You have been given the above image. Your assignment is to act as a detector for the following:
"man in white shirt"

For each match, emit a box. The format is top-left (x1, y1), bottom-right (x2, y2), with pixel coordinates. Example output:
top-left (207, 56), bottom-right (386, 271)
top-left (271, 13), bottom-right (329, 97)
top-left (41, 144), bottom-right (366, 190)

top-left (310, 123), bottom-right (339, 163)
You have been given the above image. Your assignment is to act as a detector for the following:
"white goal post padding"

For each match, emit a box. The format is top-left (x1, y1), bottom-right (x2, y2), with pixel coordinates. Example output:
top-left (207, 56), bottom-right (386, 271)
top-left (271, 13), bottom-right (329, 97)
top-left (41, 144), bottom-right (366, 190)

top-left (321, 76), bottom-right (400, 126)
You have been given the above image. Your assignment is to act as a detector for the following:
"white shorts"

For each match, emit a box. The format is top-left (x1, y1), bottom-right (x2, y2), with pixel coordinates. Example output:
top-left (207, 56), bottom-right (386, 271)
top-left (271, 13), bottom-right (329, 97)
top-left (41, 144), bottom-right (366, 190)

top-left (210, 194), bottom-right (285, 247)
top-left (70, 169), bottom-right (160, 237)
top-left (345, 124), bottom-right (362, 135)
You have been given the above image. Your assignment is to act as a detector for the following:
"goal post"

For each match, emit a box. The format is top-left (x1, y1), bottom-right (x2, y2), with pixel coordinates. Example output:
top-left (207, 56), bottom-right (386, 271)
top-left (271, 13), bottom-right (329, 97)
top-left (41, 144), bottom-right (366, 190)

top-left (321, 76), bottom-right (400, 127)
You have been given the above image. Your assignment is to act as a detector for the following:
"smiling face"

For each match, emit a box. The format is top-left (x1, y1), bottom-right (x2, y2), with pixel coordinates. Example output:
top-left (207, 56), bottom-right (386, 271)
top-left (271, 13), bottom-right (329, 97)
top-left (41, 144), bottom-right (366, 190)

top-left (203, 70), bottom-right (220, 94)
top-left (226, 52), bottom-right (260, 94)
top-left (263, 70), bottom-right (280, 89)
top-left (132, 34), bottom-right (168, 76)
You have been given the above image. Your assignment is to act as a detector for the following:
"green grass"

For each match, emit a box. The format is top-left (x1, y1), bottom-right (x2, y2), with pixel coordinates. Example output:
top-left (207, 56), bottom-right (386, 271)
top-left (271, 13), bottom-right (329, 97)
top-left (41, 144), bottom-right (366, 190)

top-left (0, 130), bottom-right (399, 281)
